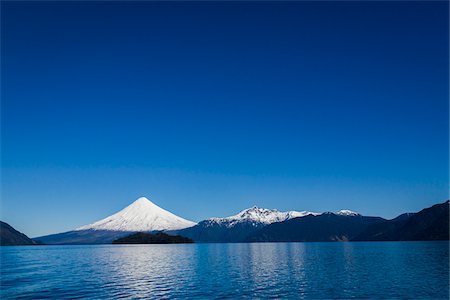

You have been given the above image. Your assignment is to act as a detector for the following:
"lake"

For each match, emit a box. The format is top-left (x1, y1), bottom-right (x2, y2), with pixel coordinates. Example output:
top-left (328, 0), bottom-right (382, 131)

top-left (1, 242), bottom-right (448, 299)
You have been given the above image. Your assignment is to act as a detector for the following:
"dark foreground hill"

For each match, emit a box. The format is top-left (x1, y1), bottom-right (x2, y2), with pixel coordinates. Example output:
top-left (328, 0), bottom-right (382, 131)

top-left (246, 214), bottom-right (384, 242)
top-left (0, 221), bottom-right (36, 246)
top-left (354, 200), bottom-right (449, 241)
top-left (112, 232), bottom-right (194, 244)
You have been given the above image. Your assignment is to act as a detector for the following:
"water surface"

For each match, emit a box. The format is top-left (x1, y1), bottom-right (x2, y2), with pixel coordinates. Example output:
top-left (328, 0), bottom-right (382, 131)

top-left (1, 242), bottom-right (448, 299)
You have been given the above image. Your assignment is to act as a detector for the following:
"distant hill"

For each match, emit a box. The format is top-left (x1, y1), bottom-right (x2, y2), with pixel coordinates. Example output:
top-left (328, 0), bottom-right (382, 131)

top-left (246, 213), bottom-right (384, 242)
top-left (112, 232), bottom-right (193, 244)
top-left (35, 229), bottom-right (134, 245)
top-left (0, 221), bottom-right (36, 246)
top-left (354, 200), bottom-right (449, 241)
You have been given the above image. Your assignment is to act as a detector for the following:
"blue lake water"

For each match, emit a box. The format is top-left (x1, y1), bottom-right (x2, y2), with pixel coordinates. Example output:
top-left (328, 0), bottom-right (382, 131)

top-left (1, 242), bottom-right (448, 299)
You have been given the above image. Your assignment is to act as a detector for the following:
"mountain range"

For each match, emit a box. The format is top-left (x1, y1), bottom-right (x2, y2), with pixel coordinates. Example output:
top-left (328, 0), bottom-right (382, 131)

top-left (246, 201), bottom-right (449, 242)
top-left (2, 197), bottom-right (448, 245)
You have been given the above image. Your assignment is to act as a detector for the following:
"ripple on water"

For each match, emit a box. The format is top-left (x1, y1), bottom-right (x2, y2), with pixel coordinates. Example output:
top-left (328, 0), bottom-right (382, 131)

top-left (1, 242), bottom-right (449, 299)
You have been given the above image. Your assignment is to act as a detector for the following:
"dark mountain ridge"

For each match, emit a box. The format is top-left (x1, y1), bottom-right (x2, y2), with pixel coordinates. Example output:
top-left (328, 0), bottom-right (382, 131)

top-left (246, 200), bottom-right (449, 242)
top-left (246, 214), bottom-right (385, 242)
top-left (355, 201), bottom-right (449, 241)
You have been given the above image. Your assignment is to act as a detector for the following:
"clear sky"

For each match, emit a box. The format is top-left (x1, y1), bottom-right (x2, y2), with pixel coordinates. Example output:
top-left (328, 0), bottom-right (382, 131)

top-left (1, 1), bottom-right (448, 237)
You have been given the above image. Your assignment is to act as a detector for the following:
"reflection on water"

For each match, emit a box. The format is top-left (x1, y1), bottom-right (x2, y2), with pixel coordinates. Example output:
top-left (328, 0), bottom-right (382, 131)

top-left (1, 242), bottom-right (448, 299)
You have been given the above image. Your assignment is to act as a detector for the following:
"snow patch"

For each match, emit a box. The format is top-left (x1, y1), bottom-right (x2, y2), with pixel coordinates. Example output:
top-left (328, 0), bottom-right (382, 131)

top-left (335, 209), bottom-right (360, 216)
top-left (206, 206), bottom-right (319, 227)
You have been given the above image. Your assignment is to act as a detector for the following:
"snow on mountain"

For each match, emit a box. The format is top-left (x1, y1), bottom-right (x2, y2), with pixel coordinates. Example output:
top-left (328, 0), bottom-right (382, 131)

top-left (206, 206), bottom-right (319, 227)
top-left (76, 197), bottom-right (196, 232)
top-left (335, 209), bottom-right (360, 216)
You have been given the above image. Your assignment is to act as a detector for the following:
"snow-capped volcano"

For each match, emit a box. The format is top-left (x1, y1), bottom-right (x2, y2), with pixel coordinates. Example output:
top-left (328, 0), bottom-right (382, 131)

top-left (207, 206), bottom-right (319, 227)
top-left (76, 197), bottom-right (196, 232)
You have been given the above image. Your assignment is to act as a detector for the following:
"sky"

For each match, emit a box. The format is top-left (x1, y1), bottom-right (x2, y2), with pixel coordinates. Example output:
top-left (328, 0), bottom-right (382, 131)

top-left (1, 1), bottom-right (448, 237)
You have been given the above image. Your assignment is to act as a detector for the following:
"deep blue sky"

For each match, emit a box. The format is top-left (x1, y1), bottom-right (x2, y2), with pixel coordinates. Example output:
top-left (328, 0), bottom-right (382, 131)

top-left (1, 1), bottom-right (448, 237)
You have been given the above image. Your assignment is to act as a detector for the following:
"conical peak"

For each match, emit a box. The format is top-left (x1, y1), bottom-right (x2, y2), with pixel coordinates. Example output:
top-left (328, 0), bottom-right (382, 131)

top-left (129, 196), bottom-right (159, 208)
top-left (76, 196), bottom-right (196, 231)
top-left (133, 196), bottom-right (153, 205)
